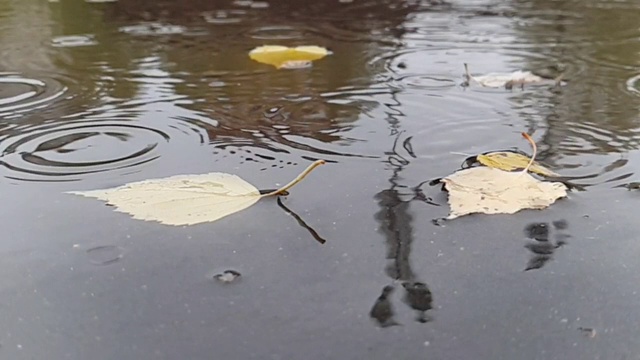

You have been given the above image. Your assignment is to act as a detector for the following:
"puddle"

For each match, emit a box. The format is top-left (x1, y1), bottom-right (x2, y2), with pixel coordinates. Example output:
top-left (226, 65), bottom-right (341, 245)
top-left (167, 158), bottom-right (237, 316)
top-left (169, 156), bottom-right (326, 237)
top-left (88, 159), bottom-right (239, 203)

top-left (1, 0), bottom-right (640, 359)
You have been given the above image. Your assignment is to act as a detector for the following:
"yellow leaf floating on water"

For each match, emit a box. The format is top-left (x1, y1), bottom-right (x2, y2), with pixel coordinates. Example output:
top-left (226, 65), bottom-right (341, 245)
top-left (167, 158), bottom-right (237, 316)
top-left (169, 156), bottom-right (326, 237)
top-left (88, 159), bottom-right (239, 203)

top-left (441, 167), bottom-right (567, 220)
top-left (249, 45), bottom-right (330, 69)
top-left (68, 160), bottom-right (325, 226)
top-left (440, 133), bottom-right (567, 220)
top-left (477, 151), bottom-right (560, 177)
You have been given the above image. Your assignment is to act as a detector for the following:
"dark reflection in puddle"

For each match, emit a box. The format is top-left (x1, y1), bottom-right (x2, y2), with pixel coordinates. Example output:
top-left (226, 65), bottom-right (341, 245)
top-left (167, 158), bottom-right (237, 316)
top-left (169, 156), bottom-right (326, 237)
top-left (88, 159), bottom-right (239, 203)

top-left (370, 285), bottom-right (398, 328)
top-left (524, 222), bottom-right (550, 242)
top-left (402, 282), bottom-right (433, 323)
top-left (200, 99), bottom-right (378, 164)
top-left (523, 220), bottom-right (570, 271)
top-left (276, 196), bottom-right (326, 244)
top-left (371, 131), bottom-right (435, 327)
top-left (254, 188), bottom-right (327, 243)
top-left (552, 219), bottom-right (568, 230)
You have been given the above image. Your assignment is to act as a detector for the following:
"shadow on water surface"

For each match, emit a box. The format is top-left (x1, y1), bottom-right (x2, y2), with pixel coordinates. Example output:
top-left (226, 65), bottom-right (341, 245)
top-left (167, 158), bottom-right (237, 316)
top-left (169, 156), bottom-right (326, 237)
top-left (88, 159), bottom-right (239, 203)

top-left (276, 196), bottom-right (327, 244)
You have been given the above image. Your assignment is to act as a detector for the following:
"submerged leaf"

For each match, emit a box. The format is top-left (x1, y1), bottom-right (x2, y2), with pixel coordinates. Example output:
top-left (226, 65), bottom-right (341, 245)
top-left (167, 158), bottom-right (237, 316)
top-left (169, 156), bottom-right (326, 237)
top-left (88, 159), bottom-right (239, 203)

top-left (249, 45), bottom-right (330, 69)
top-left (441, 167), bottom-right (568, 219)
top-left (68, 160), bottom-right (326, 226)
top-left (477, 151), bottom-right (559, 177)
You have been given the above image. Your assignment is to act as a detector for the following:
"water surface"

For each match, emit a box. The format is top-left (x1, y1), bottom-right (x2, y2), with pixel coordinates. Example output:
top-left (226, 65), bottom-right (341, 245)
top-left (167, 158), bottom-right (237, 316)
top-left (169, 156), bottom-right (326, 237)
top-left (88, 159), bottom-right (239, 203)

top-left (1, 0), bottom-right (640, 359)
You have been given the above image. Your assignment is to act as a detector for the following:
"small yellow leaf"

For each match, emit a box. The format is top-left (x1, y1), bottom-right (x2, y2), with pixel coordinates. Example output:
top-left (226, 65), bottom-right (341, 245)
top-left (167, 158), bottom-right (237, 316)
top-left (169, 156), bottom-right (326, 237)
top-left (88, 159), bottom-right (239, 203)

top-left (249, 45), bottom-right (330, 69)
top-left (477, 151), bottom-right (559, 177)
top-left (441, 167), bottom-right (567, 220)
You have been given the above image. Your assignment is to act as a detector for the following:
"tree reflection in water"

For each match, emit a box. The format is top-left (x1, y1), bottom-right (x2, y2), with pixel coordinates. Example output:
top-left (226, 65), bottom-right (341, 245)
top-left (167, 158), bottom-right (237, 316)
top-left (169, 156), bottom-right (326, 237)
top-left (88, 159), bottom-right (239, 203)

top-left (370, 130), bottom-right (436, 326)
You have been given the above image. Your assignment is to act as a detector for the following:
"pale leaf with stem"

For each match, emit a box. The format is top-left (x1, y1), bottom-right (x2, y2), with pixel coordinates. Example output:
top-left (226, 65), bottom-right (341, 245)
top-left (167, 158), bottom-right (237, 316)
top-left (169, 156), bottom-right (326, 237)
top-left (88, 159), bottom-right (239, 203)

top-left (68, 160), bottom-right (326, 226)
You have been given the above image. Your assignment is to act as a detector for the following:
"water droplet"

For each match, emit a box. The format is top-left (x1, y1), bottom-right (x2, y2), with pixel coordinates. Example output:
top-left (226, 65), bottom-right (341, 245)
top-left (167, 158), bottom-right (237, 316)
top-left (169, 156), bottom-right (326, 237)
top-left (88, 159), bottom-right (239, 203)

top-left (212, 270), bottom-right (241, 283)
top-left (86, 245), bottom-right (124, 266)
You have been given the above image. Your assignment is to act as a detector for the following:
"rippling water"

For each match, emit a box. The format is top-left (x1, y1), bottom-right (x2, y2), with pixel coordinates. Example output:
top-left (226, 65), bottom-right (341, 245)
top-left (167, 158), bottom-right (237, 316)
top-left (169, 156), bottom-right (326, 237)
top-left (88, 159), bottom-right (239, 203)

top-left (2, 0), bottom-right (640, 359)
top-left (0, 0), bottom-right (637, 186)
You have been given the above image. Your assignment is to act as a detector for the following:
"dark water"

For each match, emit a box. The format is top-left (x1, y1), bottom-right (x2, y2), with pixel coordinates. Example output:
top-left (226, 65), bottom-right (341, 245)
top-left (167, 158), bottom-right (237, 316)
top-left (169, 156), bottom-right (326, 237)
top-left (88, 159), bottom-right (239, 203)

top-left (1, 0), bottom-right (640, 359)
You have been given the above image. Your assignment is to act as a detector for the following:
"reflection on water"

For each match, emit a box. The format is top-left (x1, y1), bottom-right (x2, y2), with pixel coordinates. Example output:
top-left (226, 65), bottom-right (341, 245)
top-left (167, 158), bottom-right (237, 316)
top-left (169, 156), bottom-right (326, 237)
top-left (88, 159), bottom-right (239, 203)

top-left (402, 281), bottom-right (433, 323)
top-left (0, 73), bottom-right (67, 118)
top-left (523, 220), bottom-right (570, 271)
top-left (0, 0), bottom-right (425, 182)
top-left (627, 74), bottom-right (640, 97)
top-left (276, 196), bottom-right (327, 244)
top-left (372, 131), bottom-right (435, 326)
top-left (370, 285), bottom-right (398, 328)
top-left (507, 0), bottom-right (640, 179)
top-left (1, 0), bottom-right (637, 184)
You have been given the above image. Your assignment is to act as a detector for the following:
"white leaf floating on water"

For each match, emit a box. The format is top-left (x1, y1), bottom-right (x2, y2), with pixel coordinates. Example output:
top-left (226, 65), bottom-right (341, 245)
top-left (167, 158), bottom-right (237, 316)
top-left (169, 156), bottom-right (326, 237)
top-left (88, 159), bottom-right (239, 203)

top-left (441, 167), bottom-right (568, 220)
top-left (464, 63), bottom-right (554, 88)
top-left (472, 71), bottom-right (542, 88)
top-left (68, 160), bottom-right (326, 226)
top-left (439, 133), bottom-right (568, 220)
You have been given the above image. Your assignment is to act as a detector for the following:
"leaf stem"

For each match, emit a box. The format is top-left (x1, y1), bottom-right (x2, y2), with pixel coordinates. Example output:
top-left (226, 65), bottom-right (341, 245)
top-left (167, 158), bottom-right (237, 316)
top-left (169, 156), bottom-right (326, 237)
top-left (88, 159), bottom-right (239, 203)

top-left (521, 132), bottom-right (537, 174)
top-left (553, 73), bottom-right (564, 87)
top-left (463, 63), bottom-right (472, 84)
top-left (262, 160), bottom-right (326, 197)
